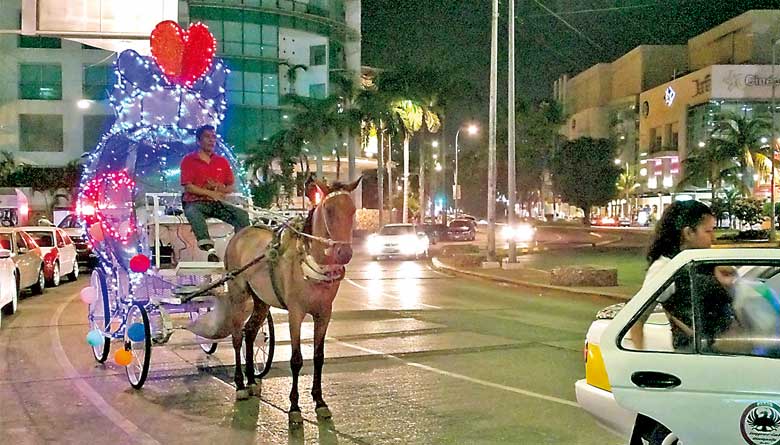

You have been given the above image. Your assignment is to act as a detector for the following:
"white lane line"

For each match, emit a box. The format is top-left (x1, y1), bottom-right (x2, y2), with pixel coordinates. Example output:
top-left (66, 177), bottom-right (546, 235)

top-left (344, 278), bottom-right (441, 309)
top-left (51, 293), bottom-right (160, 445)
top-left (330, 338), bottom-right (580, 408)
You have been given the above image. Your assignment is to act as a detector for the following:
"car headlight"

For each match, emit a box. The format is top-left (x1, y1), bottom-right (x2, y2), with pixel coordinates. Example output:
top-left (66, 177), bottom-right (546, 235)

top-left (514, 224), bottom-right (535, 242)
top-left (399, 235), bottom-right (419, 254)
top-left (501, 225), bottom-right (514, 239)
top-left (366, 235), bottom-right (382, 254)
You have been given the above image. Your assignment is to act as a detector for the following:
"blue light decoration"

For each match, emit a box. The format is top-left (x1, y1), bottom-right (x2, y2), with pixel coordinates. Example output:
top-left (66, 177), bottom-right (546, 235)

top-left (78, 22), bottom-right (250, 308)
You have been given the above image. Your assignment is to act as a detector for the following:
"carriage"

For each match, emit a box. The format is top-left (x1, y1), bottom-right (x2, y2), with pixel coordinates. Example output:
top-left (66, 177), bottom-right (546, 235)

top-left (77, 22), bottom-right (287, 390)
top-left (80, 23), bottom-right (358, 420)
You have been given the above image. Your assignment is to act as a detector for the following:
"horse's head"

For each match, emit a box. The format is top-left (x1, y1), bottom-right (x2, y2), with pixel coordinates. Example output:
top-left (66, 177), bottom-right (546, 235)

top-left (306, 176), bottom-right (361, 265)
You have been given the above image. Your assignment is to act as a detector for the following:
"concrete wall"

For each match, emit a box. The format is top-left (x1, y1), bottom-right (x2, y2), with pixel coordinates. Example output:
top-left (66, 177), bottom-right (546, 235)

top-left (278, 27), bottom-right (329, 97)
top-left (689, 10), bottom-right (780, 70)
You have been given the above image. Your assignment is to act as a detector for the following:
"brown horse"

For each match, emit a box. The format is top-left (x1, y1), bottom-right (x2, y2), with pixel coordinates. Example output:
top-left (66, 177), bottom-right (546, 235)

top-left (215, 177), bottom-right (359, 422)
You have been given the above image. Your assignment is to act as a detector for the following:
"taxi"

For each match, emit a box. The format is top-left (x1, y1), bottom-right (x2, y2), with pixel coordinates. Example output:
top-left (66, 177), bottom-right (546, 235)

top-left (577, 249), bottom-right (780, 445)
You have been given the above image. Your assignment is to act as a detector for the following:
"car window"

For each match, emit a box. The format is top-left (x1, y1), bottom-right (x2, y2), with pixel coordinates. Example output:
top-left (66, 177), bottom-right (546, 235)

top-left (379, 226), bottom-right (414, 235)
top-left (0, 234), bottom-right (11, 250)
top-left (60, 230), bottom-right (72, 245)
top-left (28, 232), bottom-right (54, 248)
top-left (450, 220), bottom-right (471, 228)
top-left (21, 232), bottom-right (38, 249)
top-left (55, 230), bottom-right (66, 247)
top-left (15, 232), bottom-right (28, 251)
top-left (622, 260), bottom-right (780, 359)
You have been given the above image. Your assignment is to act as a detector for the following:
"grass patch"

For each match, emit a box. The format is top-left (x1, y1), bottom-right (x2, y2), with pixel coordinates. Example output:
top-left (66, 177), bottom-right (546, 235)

top-left (521, 247), bottom-right (647, 288)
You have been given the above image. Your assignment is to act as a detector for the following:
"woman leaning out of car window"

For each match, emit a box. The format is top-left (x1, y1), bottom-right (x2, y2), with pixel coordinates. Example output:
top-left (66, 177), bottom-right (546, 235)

top-left (630, 200), bottom-right (717, 350)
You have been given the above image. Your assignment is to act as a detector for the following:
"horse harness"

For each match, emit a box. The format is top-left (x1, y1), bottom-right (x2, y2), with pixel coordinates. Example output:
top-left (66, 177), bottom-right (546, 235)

top-left (181, 190), bottom-right (352, 306)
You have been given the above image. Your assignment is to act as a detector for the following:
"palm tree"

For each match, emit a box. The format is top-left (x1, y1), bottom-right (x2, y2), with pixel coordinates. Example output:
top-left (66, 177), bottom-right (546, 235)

top-left (391, 99), bottom-right (440, 223)
top-left (679, 140), bottom-right (741, 198)
top-left (616, 164), bottom-right (639, 218)
top-left (281, 63), bottom-right (308, 95)
top-left (708, 112), bottom-right (771, 196)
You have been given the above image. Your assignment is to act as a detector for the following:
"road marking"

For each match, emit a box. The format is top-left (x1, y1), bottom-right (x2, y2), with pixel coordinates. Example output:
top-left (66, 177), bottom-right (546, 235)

top-left (330, 338), bottom-right (580, 408)
top-left (51, 293), bottom-right (160, 445)
top-left (344, 278), bottom-right (441, 309)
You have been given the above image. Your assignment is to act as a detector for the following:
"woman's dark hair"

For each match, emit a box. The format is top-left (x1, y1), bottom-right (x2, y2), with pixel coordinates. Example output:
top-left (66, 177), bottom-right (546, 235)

top-left (647, 200), bottom-right (714, 264)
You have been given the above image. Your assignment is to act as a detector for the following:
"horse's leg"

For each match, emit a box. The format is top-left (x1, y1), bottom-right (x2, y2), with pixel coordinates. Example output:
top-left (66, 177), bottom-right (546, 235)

top-left (288, 309), bottom-right (305, 424)
top-left (312, 312), bottom-right (332, 419)
top-left (245, 299), bottom-right (270, 397)
top-left (233, 330), bottom-right (250, 400)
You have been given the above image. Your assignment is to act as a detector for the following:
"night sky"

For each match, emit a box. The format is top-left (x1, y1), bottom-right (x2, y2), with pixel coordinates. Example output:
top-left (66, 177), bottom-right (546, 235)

top-left (362, 0), bottom-right (780, 103)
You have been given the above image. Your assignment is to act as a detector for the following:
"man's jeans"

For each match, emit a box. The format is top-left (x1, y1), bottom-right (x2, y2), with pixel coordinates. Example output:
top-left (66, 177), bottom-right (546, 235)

top-left (183, 200), bottom-right (250, 250)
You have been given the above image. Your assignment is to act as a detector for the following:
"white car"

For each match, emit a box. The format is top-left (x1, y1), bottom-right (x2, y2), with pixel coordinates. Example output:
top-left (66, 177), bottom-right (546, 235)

top-left (577, 249), bottom-right (780, 444)
top-left (366, 224), bottom-right (429, 260)
top-left (0, 248), bottom-right (19, 328)
top-left (20, 226), bottom-right (79, 286)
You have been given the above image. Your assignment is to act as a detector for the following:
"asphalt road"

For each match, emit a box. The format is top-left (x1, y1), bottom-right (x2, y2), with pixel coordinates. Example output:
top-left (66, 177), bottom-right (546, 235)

top-left (0, 250), bottom-right (625, 444)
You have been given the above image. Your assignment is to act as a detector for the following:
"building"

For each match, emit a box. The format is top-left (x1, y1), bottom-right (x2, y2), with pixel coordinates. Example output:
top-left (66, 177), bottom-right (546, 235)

top-left (555, 9), bottom-right (780, 216)
top-left (0, 0), bottom-right (368, 211)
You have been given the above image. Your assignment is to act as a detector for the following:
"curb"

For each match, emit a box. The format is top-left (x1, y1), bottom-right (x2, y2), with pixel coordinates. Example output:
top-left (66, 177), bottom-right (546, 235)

top-left (431, 257), bottom-right (631, 302)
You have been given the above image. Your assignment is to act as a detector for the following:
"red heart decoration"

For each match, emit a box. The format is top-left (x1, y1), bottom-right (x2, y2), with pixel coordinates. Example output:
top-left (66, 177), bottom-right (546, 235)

top-left (150, 21), bottom-right (216, 87)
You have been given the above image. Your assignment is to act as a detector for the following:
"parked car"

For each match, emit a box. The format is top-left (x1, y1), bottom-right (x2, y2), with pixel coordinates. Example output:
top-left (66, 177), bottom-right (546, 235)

top-left (0, 228), bottom-right (45, 295)
top-left (447, 219), bottom-right (476, 241)
top-left (365, 224), bottom-right (429, 260)
top-left (21, 226), bottom-right (79, 286)
top-left (420, 223), bottom-right (447, 245)
top-left (58, 213), bottom-right (96, 268)
top-left (577, 249), bottom-right (780, 444)
top-left (0, 248), bottom-right (18, 328)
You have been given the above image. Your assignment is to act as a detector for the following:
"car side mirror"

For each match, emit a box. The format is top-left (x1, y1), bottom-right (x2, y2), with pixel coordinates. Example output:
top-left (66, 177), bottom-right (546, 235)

top-left (0, 249), bottom-right (11, 259)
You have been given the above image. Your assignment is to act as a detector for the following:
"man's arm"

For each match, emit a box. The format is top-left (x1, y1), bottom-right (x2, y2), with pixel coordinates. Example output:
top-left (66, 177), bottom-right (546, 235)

top-left (185, 183), bottom-right (224, 201)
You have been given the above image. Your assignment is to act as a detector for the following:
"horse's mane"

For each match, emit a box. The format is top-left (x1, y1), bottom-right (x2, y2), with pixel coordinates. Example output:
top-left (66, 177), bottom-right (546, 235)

top-left (328, 182), bottom-right (351, 191)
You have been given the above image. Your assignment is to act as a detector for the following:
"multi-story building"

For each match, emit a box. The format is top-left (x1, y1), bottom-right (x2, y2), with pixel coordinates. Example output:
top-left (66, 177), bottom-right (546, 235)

top-left (0, 0), bottom-right (362, 166)
top-left (555, 9), bottom-right (780, 216)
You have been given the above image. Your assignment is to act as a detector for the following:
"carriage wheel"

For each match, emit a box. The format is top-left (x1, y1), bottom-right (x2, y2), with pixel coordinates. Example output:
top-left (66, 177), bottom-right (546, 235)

top-left (189, 307), bottom-right (218, 354)
top-left (88, 270), bottom-right (110, 363)
top-left (125, 303), bottom-right (151, 389)
top-left (249, 311), bottom-right (275, 379)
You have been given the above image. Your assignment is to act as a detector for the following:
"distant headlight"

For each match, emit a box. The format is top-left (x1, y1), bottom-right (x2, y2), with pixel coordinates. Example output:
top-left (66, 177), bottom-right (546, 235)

top-left (366, 235), bottom-right (382, 255)
top-left (514, 223), bottom-right (536, 242)
top-left (501, 225), bottom-right (515, 239)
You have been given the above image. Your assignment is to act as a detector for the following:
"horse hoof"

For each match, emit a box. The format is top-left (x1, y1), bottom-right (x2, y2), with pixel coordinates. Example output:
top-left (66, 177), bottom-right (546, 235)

top-left (248, 384), bottom-right (262, 397)
top-left (236, 389), bottom-right (250, 401)
top-left (315, 406), bottom-right (332, 419)
top-left (289, 410), bottom-right (304, 424)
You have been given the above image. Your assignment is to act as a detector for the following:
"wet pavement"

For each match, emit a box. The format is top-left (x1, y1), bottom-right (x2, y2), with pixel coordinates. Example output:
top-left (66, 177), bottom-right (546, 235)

top-left (0, 252), bottom-right (624, 444)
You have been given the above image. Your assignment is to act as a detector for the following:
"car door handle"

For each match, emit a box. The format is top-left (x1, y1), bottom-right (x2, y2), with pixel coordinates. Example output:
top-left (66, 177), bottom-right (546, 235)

top-left (631, 371), bottom-right (682, 389)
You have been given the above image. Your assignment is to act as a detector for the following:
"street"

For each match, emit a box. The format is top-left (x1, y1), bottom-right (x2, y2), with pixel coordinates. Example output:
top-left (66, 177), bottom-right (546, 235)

top-left (0, 246), bottom-right (624, 445)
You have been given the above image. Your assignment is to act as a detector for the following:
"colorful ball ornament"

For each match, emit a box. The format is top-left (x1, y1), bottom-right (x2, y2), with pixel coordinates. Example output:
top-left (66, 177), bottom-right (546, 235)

top-left (129, 254), bottom-right (151, 273)
top-left (88, 224), bottom-right (104, 242)
top-left (114, 349), bottom-right (133, 366)
top-left (86, 329), bottom-right (104, 347)
top-left (80, 286), bottom-right (97, 304)
top-left (127, 323), bottom-right (146, 342)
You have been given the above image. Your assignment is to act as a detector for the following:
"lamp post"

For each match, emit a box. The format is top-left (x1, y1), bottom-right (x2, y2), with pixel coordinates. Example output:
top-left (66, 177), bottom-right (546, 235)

top-left (771, 38), bottom-right (779, 243)
top-left (454, 124), bottom-right (478, 218)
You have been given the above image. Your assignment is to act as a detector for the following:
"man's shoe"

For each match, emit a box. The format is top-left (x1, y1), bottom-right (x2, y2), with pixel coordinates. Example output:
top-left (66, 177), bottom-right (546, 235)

top-left (207, 248), bottom-right (220, 262)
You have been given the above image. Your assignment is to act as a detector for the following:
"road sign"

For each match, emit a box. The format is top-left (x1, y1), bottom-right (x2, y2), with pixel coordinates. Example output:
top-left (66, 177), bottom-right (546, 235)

top-left (452, 185), bottom-right (461, 200)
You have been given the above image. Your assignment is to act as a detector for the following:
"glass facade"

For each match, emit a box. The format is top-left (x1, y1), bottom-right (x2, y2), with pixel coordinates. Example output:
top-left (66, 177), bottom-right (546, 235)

top-left (18, 35), bottom-right (61, 49)
top-left (83, 64), bottom-right (113, 100)
top-left (19, 64), bottom-right (62, 100)
top-left (223, 107), bottom-right (282, 151)
top-left (687, 101), bottom-right (779, 150)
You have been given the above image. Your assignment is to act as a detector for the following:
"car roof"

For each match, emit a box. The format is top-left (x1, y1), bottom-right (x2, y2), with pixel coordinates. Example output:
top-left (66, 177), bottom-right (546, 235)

top-left (19, 226), bottom-right (58, 232)
top-left (383, 223), bottom-right (414, 227)
top-left (0, 227), bottom-right (22, 233)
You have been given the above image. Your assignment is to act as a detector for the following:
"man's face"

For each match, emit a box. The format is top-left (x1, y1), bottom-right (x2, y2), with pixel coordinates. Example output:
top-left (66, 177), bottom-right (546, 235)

top-left (198, 129), bottom-right (217, 154)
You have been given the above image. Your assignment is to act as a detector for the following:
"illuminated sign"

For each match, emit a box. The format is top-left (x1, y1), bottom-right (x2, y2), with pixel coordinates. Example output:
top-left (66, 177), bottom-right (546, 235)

top-left (664, 86), bottom-right (676, 107)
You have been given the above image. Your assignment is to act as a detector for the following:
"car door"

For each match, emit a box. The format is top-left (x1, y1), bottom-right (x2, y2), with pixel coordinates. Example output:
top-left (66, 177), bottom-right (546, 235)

top-left (601, 250), bottom-right (780, 444)
top-left (56, 229), bottom-right (76, 274)
top-left (14, 231), bottom-right (36, 288)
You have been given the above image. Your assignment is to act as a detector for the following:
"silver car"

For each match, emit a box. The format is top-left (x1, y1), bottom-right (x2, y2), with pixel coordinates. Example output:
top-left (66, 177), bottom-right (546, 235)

top-left (0, 228), bottom-right (45, 295)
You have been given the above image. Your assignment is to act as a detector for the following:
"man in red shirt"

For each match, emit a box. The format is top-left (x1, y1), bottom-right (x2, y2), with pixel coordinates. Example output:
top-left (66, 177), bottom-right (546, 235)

top-left (181, 125), bottom-right (250, 262)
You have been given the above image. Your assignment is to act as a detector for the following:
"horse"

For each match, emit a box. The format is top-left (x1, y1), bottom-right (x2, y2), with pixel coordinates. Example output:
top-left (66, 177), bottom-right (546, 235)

top-left (215, 176), bottom-right (359, 422)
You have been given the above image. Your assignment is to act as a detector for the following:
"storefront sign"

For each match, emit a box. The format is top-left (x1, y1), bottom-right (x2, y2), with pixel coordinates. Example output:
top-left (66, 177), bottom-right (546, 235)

top-left (692, 74), bottom-right (712, 97)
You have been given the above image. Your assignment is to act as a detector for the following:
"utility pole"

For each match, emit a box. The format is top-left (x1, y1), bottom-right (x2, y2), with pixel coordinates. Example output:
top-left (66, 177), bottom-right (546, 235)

top-left (772, 38), bottom-right (779, 243)
top-left (378, 124), bottom-right (385, 227)
top-left (507, 0), bottom-right (517, 263)
top-left (487, 0), bottom-right (499, 261)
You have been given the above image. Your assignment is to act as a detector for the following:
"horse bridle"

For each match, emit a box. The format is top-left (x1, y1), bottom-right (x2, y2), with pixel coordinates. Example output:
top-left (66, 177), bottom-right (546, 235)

top-left (311, 190), bottom-right (353, 249)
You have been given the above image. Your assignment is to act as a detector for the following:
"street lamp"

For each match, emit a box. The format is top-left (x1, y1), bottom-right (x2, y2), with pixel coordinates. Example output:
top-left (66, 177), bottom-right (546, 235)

top-left (772, 37), bottom-right (780, 243)
top-left (454, 124), bottom-right (479, 217)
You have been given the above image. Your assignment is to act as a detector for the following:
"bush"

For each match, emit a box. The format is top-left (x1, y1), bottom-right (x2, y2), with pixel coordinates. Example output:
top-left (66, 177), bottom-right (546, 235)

top-left (444, 253), bottom-right (484, 268)
top-left (440, 244), bottom-right (480, 257)
top-left (733, 198), bottom-right (764, 227)
top-left (717, 229), bottom-right (768, 241)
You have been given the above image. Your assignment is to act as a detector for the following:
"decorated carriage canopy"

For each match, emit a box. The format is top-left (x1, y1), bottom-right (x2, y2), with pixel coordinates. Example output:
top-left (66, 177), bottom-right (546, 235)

top-left (78, 21), bottom-right (249, 272)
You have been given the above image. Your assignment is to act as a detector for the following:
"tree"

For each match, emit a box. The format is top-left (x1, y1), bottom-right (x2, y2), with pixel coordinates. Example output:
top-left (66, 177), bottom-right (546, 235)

top-left (708, 112), bottom-right (771, 196)
top-left (679, 139), bottom-right (741, 198)
top-left (281, 63), bottom-right (308, 95)
top-left (732, 197), bottom-right (764, 228)
top-left (550, 137), bottom-right (621, 224)
top-left (616, 164), bottom-right (640, 217)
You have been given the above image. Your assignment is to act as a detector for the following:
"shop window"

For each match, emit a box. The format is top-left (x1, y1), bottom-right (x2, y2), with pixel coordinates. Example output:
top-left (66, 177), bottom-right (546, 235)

top-left (19, 64), bottom-right (62, 100)
top-left (310, 44), bottom-right (326, 66)
top-left (19, 114), bottom-right (63, 152)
